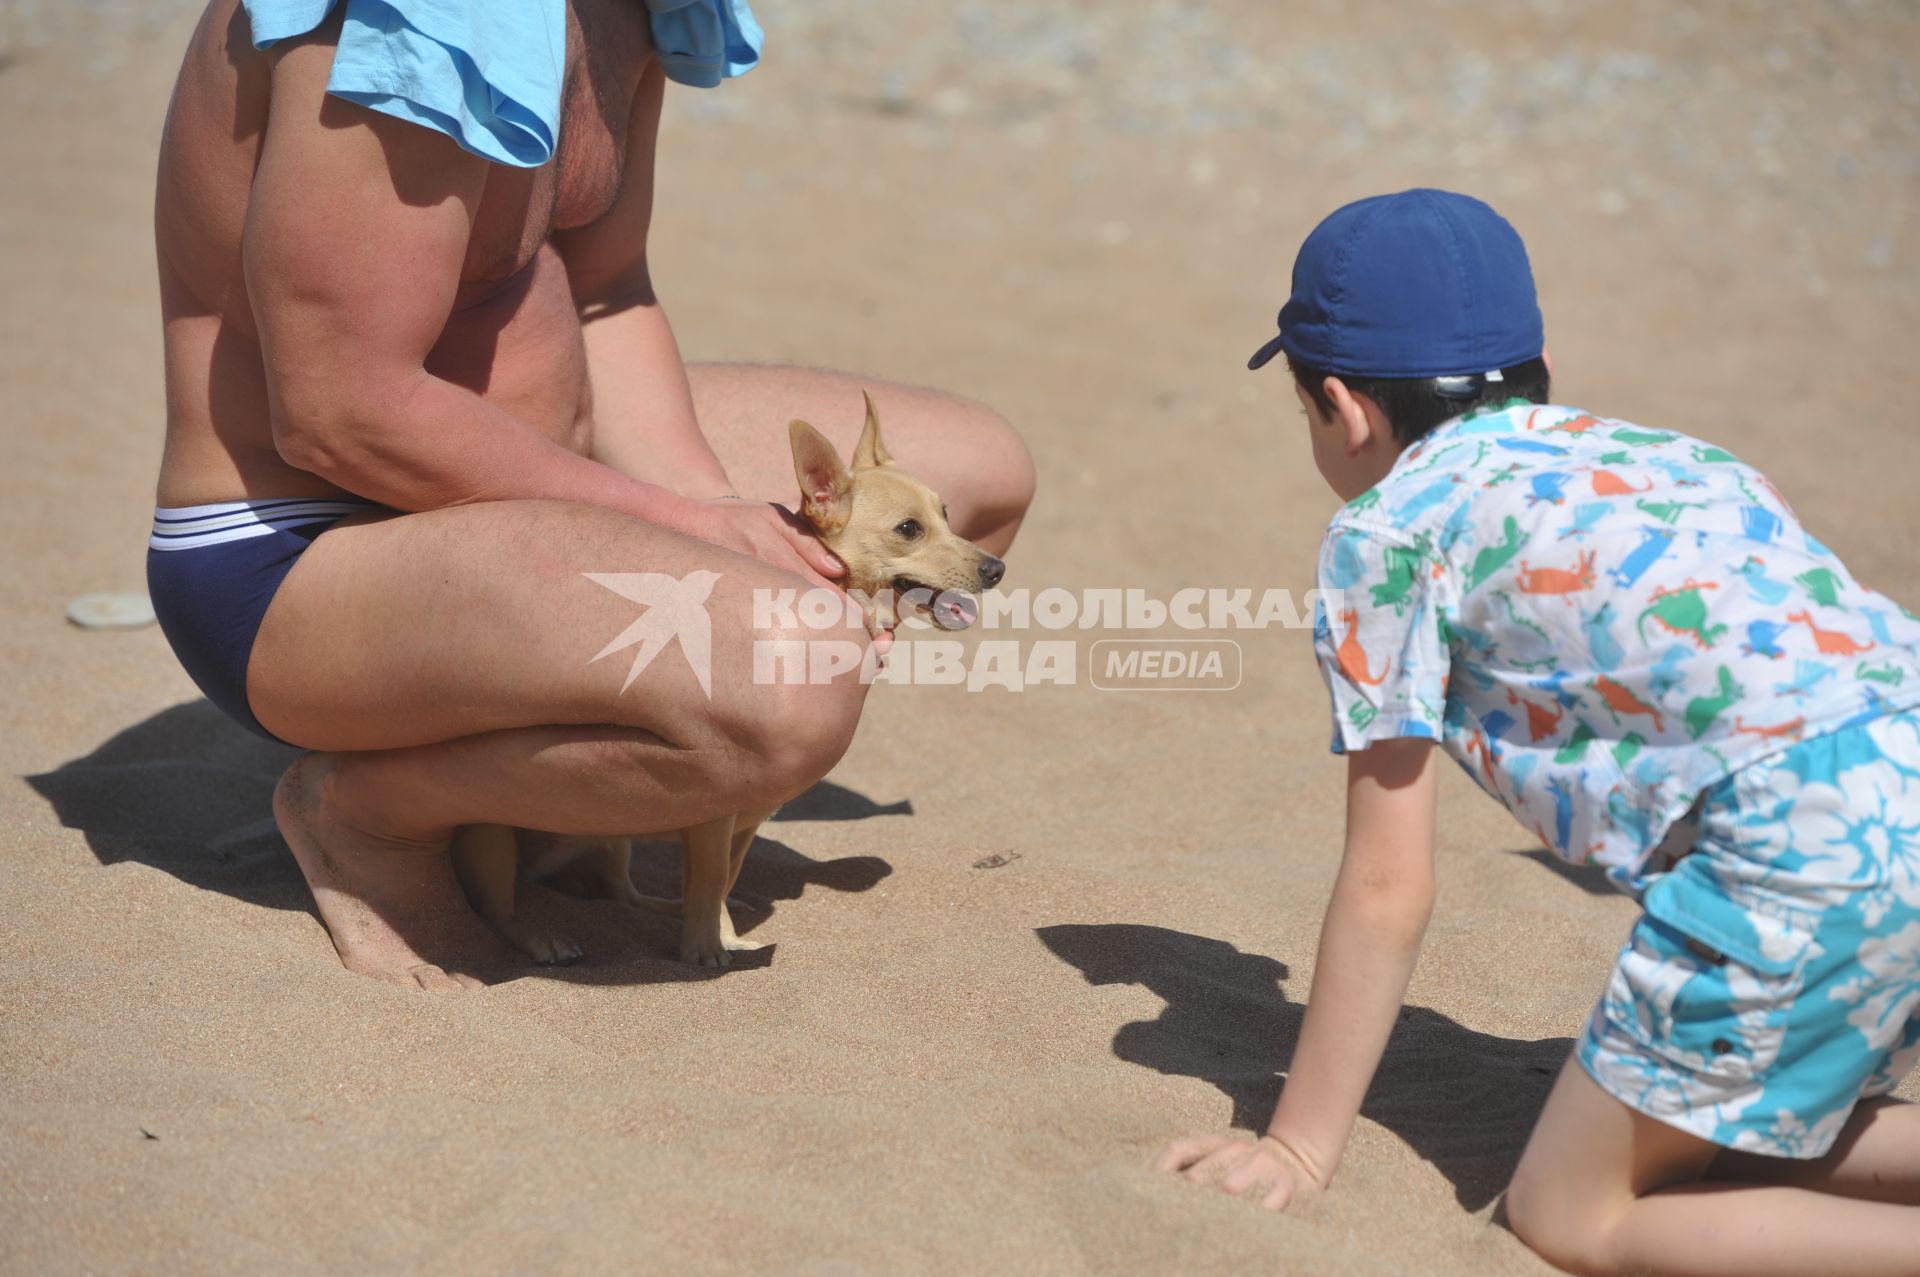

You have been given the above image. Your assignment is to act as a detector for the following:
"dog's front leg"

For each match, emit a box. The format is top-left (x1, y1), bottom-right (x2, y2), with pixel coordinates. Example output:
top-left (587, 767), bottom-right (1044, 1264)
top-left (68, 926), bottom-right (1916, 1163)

top-left (584, 839), bottom-right (648, 910)
top-left (678, 813), bottom-right (737, 967)
top-left (711, 808), bottom-right (776, 952)
top-left (451, 825), bottom-right (582, 966)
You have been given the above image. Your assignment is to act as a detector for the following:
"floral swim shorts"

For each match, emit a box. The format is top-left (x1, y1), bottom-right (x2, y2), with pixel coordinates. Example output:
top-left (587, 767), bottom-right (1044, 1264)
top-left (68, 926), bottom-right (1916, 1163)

top-left (1579, 708), bottom-right (1920, 1158)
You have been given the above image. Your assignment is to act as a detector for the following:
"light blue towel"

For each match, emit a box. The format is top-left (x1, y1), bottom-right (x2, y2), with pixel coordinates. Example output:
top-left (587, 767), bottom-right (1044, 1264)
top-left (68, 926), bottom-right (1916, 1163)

top-left (243, 0), bottom-right (762, 169)
top-left (645, 0), bottom-right (762, 89)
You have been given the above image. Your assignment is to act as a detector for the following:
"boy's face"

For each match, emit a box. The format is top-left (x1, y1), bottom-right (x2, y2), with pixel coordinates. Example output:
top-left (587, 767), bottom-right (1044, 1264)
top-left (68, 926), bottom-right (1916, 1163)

top-left (1295, 379), bottom-right (1402, 503)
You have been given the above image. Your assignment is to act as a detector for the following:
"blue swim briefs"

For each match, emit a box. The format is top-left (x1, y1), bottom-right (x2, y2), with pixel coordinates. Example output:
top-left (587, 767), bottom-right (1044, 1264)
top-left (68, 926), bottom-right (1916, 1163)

top-left (146, 498), bottom-right (376, 744)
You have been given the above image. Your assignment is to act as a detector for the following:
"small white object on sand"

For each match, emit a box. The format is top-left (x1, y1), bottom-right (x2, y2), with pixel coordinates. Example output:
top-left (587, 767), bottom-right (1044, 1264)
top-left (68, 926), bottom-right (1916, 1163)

top-left (66, 592), bottom-right (156, 630)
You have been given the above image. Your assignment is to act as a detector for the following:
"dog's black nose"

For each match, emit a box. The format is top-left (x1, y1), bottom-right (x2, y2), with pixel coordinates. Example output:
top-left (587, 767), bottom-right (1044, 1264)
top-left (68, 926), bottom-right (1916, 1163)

top-left (979, 556), bottom-right (1006, 588)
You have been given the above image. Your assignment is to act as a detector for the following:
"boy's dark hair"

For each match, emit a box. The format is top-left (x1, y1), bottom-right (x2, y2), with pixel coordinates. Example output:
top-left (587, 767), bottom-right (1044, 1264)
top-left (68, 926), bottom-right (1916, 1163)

top-left (1288, 355), bottom-right (1551, 445)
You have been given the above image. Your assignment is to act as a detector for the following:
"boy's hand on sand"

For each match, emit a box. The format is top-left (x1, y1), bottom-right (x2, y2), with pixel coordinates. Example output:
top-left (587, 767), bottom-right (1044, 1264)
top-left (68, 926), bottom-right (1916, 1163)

top-left (1155, 1132), bottom-right (1327, 1212)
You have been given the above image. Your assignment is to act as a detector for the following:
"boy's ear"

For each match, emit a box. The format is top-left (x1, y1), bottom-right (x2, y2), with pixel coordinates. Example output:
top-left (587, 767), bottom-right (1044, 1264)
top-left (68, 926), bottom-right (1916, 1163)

top-left (1323, 376), bottom-right (1383, 459)
top-left (851, 390), bottom-right (895, 470)
top-left (789, 420), bottom-right (853, 534)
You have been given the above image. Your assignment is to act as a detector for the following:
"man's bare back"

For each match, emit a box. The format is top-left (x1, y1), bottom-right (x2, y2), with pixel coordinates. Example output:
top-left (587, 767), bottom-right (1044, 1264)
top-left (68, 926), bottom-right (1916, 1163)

top-left (156, 0), bottom-right (663, 508)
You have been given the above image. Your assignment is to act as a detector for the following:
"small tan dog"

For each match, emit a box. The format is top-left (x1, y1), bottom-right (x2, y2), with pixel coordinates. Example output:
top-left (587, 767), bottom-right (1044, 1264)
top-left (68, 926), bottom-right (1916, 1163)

top-left (451, 394), bottom-right (1005, 968)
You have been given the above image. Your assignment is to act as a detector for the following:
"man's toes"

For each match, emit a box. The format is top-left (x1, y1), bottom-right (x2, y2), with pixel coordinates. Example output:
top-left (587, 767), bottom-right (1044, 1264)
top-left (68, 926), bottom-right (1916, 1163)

top-left (726, 936), bottom-right (766, 952)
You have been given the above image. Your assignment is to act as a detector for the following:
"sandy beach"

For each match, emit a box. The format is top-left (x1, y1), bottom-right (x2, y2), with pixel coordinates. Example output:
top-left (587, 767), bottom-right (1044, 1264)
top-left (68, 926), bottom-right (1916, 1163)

top-left (4, 1), bottom-right (1918, 1272)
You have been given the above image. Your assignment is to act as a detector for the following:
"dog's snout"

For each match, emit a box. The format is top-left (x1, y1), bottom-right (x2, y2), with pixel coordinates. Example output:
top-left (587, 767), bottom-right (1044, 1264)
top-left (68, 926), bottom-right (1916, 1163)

top-left (978, 555), bottom-right (1006, 588)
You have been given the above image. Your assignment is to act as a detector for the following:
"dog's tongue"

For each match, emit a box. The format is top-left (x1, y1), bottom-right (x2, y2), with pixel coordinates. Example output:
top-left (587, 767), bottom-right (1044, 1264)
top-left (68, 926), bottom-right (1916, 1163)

top-left (935, 590), bottom-right (979, 629)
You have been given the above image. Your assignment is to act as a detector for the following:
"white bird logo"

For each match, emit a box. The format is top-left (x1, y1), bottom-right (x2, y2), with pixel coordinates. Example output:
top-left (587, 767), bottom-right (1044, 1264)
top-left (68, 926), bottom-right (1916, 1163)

top-left (584, 570), bottom-right (721, 698)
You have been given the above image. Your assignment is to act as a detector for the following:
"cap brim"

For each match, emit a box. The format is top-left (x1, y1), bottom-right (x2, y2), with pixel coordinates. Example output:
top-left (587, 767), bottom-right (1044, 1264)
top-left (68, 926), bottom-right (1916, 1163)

top-left (1247, 333), bottom-right (1287, 371)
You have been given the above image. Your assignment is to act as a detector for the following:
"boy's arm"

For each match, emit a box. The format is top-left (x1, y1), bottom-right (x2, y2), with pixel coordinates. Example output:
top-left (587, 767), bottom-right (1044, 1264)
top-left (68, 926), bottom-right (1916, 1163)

top-left (1269, 737), bottom-right (1439, 1174)
top-left (1157, 738), bottom-right (1438, 1209)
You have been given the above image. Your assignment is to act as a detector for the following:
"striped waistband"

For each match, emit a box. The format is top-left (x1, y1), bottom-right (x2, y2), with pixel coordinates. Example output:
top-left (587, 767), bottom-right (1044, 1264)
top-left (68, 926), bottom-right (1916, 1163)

top-left (149, 498), bottom-right (375, 551)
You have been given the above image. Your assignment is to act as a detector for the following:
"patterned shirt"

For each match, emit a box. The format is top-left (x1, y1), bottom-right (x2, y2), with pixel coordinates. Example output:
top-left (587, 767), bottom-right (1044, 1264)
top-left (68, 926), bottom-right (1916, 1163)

top-left (1313, 400), bottom-right (1920, 891)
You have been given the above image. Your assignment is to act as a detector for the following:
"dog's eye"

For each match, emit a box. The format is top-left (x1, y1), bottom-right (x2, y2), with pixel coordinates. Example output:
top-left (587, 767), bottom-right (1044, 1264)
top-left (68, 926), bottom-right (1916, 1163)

top-left (894, 519), bottom-right (923, 540)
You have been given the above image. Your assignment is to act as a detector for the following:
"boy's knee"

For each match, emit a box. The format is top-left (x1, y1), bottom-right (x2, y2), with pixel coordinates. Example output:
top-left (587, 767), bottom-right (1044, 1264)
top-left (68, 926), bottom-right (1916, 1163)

top-left (1504, 1173), bottom-right (1618, 1277)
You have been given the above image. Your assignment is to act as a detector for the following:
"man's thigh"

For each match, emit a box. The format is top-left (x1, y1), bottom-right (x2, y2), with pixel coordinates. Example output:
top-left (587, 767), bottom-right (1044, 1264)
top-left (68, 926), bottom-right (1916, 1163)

top-left (686, 363), bottom-right (1034, 547)
top-left (247, 498), bottom-right (826, 752)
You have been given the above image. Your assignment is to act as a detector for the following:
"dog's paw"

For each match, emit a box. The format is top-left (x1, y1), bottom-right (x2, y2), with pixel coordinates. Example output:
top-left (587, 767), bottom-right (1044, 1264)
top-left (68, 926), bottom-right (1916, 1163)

top-left (506, 923), bottom-right (583, 966)
top-left (717, 915), bottom-right (764, 953)
top-left (679, 935), bottom-right (732, 969)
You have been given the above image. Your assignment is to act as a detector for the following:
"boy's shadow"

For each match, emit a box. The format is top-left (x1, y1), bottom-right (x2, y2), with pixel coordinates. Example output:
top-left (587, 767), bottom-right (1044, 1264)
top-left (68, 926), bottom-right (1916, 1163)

top-left (1038, 922), bottom-right (1572, 1212)
top-left (26, 700), bottom-right (898, 971)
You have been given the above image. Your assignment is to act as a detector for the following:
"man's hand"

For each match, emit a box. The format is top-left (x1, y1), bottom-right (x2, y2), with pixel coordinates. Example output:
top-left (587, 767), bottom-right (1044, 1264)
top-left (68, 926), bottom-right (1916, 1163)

top-left (1155, 1132), bottom-right (1327, 1212)
top-left (678, 497), bottom-right (844, 589)
top-left (676, 499), bottom-right (898, 653)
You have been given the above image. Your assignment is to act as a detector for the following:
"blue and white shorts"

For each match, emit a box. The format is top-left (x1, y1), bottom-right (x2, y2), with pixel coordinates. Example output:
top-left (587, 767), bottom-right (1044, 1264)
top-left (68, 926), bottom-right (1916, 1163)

top-left (1579, 709), bottom-right (1920, 1158)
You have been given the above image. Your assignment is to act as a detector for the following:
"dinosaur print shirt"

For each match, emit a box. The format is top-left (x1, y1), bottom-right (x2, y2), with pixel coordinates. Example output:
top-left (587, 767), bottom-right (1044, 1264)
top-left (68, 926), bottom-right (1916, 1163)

top-left (1312, 400), bottom-right (1920, 891)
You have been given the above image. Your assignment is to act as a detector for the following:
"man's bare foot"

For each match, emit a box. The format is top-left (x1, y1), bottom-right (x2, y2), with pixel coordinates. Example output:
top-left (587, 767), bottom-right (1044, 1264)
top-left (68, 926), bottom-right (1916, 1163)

top-left (274, 754), bottom-right (512, 990)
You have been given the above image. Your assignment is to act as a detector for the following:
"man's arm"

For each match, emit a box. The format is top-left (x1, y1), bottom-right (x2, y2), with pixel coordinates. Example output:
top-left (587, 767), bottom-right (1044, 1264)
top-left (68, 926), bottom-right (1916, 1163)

top-left (242, 27), bottom-right (692, 524)
top-left (551, 64), bottom-right (735, 498)
top-left (244, 33), bottom-right (841, 585)
top-left (576, 271), bottom-right (736, 497)
top-left (1157, 738), bottom-right (1438, 1208)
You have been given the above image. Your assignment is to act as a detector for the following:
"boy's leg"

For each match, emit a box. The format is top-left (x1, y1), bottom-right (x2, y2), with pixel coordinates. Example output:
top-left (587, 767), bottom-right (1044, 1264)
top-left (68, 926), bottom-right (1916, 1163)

top-left (1711, 1096), bottom-right (1920, 1205)
top-left (1506, 1060), bottom-right (1920, 1277)
top-left (1511, 710), bottom-right (1920, 1270)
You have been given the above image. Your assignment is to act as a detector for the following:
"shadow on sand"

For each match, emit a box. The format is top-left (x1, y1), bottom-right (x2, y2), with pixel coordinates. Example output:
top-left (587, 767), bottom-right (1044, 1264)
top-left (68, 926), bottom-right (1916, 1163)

top-left (1038, 922), bottom-right (1573, 1213)
top-left (25, 699), bottom-right (900, 981)
top-left (1510, 847), bottom-right (1619, 897)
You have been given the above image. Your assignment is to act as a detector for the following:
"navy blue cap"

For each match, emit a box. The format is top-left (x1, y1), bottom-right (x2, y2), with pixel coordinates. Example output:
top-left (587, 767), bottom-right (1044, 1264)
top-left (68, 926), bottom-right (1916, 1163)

top-left (1248, 189), bottom-right (1543, 379)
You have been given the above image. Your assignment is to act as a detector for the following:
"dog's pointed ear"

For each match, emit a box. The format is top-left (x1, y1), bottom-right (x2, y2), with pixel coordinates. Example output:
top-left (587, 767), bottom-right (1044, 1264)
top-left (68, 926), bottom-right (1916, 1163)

top-left (851, 390), bottom-right (895, 470)
top-left (790, 419), bottom-right (853, 534)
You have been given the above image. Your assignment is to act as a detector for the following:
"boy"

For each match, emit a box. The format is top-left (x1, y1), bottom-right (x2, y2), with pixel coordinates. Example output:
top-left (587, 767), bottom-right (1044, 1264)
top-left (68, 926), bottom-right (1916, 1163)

top-left (1157, 190), bottom-right (1920, 1275)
